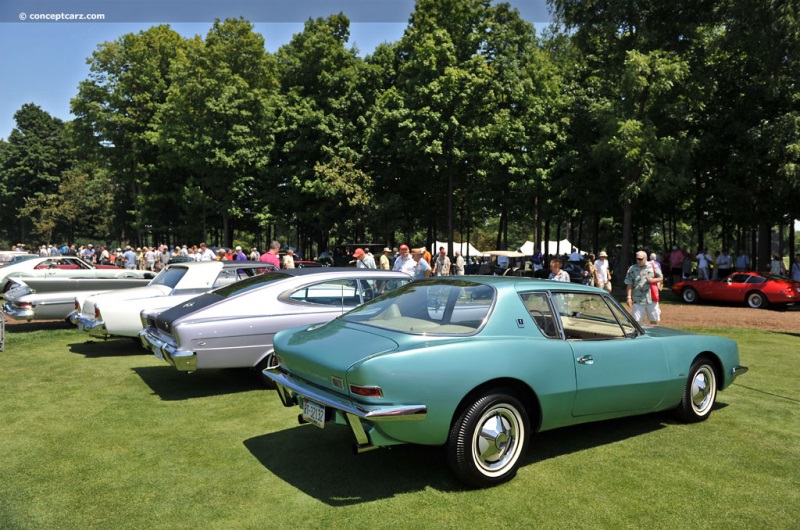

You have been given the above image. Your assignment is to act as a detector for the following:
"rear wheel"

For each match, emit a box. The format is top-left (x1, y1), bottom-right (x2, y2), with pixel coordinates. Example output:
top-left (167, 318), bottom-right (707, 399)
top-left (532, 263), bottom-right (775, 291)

top-left (681, 287), bottom-right (700, 304)
top-left (746, 291), bottom-right (768, 309)
top-left (447, 390), bottom-right (530, 488)
top-left (675, 357), bottom-right (717, 423)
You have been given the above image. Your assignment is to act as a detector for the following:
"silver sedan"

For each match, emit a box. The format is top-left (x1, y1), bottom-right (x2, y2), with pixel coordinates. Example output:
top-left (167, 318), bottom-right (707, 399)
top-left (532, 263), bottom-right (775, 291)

top-left (139, 268), bottom-right (411, 384)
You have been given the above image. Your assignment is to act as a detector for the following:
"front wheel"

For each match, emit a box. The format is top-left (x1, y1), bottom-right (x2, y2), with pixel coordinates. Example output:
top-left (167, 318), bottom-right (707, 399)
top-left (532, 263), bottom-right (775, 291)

top-left (746, 291), bottom-right (768, 309)
top-left (447, 390), bottom-right (530, 488)
top-left (675, 357), bottom-right (717, 423)
top-left (681, 287), bottom-right (700, 304)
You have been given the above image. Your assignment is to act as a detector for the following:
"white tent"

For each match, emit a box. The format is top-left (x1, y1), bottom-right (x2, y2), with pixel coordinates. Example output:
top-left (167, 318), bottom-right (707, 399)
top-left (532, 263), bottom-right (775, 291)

top-left (517, 239), bottom-right (579, 256)
top-left (434, 241), bottom-right (483, 257)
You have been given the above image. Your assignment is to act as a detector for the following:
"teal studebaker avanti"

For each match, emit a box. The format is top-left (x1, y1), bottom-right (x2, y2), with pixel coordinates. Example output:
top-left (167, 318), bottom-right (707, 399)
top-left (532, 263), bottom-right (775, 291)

top-left (263, 276), bottom-right (747, 487)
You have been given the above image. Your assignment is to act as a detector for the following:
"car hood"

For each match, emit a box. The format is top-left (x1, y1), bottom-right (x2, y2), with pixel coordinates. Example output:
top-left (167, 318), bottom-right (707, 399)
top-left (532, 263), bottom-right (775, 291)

top-left (643, 325), bottom-right (692, 338)
top-left (274, 320), bottom-right (399, 393)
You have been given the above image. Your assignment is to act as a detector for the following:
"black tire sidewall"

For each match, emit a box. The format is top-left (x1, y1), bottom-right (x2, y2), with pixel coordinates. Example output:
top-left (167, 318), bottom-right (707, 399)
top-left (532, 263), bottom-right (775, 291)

top-left (446, 390), bottom-right (530, 488)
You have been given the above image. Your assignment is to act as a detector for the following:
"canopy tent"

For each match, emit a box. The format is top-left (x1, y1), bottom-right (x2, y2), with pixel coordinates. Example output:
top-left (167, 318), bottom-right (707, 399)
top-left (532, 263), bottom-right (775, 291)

top-left (434, 241), bottom-right (483, 257)
top-left (517, 239), bottom-right (580, 257)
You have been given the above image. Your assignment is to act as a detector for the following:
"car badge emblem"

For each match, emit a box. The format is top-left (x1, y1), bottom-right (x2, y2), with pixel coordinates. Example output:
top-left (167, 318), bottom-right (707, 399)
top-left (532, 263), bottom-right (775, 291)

top-left (332, 377), bottom-right (344, 389)
top-left (183, 302), bottom-right (194, 308)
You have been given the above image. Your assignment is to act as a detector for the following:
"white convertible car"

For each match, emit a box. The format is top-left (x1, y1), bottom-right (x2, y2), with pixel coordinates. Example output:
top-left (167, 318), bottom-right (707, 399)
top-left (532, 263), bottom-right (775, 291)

top-left (3, 277), bottom-right (152, 321)
top-left (1, 255), bottom-right (149, 292)
top-left (69, 261), bottom-right (276, 339)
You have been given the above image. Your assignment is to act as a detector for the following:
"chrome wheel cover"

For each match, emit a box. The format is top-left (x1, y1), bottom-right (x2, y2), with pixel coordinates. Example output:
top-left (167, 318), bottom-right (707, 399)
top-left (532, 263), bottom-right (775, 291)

top-left (691, 365), bottom-right (716, 415)
top-left (683, 288), bottom-right (696, 303)
top-left (471, 403), bottom-right (525, 476)
top-left (747, 293), bottom-right (764, 308)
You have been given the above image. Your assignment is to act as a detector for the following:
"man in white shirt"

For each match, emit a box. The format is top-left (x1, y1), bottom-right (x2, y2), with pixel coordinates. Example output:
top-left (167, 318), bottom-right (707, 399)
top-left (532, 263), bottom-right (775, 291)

top-left (392, 244), bottom-right (417, 276)
top-left (696, 249), bottom-right (711, 280)
top-left (594, 251), bottom-right (612, 291)
top-left (198, 242), bottom-right (216, 261)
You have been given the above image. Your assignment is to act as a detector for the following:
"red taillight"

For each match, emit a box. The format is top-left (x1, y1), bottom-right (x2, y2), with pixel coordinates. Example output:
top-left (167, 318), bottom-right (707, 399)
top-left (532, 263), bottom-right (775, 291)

top-left (18, 302), bottom-right (32, 308)
top-left (94, 306), bottom-right (101, 319)
top-left (74, 300), bottom-right (80, 311)
top-left (349, 384), bottom-right (383, 398)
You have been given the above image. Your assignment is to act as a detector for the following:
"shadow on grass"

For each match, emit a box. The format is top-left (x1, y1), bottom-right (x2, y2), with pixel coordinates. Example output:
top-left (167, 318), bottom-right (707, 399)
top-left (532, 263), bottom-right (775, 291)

top-left (3, 320), bottom-right (74, 332)
top-left (132, 365), bottom-right (264, 400)
top-left (773, 331), bottom-right (800, 339)
top-left (68, 338), bottom-right (146, 357)
top-left (244, 411), bottom-right (690, 505)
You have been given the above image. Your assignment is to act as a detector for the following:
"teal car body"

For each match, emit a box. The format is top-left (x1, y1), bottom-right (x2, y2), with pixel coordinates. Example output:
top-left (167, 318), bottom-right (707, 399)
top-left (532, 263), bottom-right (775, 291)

top-left (264, 276), bottom-right (747, 487)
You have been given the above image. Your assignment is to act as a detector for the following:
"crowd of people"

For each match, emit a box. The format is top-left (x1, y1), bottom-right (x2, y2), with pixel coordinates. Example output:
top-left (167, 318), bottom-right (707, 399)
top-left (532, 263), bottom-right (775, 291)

top-left (8, 238), bottom-right (799, 328)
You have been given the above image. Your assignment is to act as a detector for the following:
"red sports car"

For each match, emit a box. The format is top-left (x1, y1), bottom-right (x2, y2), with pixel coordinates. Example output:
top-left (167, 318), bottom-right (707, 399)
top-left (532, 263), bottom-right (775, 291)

top-left (672, 272), bottom-right (800, 309)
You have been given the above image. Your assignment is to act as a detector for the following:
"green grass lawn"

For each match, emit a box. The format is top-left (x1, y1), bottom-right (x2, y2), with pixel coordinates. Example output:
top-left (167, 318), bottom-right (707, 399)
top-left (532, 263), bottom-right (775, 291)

top-left (1, 322), bottom-right (798, 529)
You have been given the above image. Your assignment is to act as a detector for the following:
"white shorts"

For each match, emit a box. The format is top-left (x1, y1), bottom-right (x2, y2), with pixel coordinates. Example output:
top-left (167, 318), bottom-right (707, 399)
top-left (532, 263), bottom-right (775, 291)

top-left (632, 302), bottom-right (660, 324)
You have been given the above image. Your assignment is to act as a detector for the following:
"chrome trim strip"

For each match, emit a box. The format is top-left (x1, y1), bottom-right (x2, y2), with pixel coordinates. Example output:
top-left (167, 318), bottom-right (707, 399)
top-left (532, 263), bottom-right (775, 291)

top-left (263, 370), bottom-right (427, 422)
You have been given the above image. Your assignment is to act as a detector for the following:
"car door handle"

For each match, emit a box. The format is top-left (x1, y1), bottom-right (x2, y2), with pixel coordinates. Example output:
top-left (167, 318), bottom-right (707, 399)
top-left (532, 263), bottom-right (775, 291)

top-left (577, 355), bottom-right (594, 365)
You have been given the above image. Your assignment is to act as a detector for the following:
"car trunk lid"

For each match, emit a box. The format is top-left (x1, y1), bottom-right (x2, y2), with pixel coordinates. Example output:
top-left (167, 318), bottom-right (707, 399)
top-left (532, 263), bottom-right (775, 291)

top-left (274, 320), bottom-right (399, 395)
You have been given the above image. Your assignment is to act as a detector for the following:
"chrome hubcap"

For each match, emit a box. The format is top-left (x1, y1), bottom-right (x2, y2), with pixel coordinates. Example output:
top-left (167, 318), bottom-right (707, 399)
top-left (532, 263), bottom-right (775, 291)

top-left (473, 405), bottom-right (522, 474)
top-left (691, 367), bottom-right (715, 414)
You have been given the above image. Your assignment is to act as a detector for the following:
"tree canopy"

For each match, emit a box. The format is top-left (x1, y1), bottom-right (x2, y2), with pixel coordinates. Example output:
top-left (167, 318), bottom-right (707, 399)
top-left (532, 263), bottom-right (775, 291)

top-left (1, 0), bottom-right (797, 268)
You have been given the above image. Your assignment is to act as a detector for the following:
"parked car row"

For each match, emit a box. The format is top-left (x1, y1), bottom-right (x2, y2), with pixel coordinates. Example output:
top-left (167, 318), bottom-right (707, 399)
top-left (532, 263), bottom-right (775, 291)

top-left (1, 262), bottom-right (748, 488)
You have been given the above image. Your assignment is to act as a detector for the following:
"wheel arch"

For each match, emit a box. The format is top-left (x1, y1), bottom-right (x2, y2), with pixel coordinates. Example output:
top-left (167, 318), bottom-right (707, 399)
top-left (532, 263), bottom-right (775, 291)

top-left (450, 378), bottom-right (542, 434)
top-left (692, 351), bottom-right (724, 387)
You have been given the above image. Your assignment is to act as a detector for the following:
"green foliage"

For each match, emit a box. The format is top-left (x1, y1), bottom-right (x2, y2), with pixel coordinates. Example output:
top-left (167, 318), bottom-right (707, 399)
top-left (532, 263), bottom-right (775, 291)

top-left (2, 1), bottom-right (798, 259)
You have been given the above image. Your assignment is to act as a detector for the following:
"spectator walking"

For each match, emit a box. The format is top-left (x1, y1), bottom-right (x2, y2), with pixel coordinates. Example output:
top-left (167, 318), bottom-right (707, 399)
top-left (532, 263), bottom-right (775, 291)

top-left (735, 250), bottom-right (750, 272)
top-left (432, 247), bottom-right (450, 276)
top-left (548, 259), bottom-right (570, 282)
top-left (353, 248), bottom-right (375, 269)
top-left (259, 240), bottom-right (281, 269)
top-left (791, 255), bottom-right (800, 282)
top-left (594, 251), bottom-right (612, 291)
top-left (282, 249), bottom-right (296, 269)
top-left (392, 244), bottom-right (416, 276)
top-left (410, 248), bottom-right (431, 280)
top-left (625, 250), bottom-right (663, 325)
top-left (668, 245), bottom-right (684, 286)
top-left (379, 248), bottom-right (391, 271)
top-left (453, 250), bottom-right (465, 276)
top-left (716, 249), bottom-right (733, 278)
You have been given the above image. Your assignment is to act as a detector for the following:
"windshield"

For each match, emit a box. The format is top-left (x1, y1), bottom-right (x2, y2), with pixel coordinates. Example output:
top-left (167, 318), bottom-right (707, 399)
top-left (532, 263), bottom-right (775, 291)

top-left (212, 271), bottom-right (291, 298)
top-left (342, 279), bottom-right (493, 334)
top-left (150, 267), bottom-right (188, 289)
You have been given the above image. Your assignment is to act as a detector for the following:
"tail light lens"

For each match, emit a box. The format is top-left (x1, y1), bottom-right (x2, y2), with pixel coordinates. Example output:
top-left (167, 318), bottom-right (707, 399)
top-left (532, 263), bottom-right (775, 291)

top-left (94, 306), bottom-right (101, 320)
top-left (74, 300), bottom-right (80, 311)
top-left (349, 384), bottom-right (383, 398)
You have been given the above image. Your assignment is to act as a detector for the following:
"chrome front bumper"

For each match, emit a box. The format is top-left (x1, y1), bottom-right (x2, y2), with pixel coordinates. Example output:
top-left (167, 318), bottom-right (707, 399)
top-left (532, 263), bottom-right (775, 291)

top-left (138, 328), bottom-right (197, 372)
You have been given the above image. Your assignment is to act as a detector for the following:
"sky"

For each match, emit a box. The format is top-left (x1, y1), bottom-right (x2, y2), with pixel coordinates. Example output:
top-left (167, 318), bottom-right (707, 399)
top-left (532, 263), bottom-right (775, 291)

top-left (0, 0), bottom-right (552, 141)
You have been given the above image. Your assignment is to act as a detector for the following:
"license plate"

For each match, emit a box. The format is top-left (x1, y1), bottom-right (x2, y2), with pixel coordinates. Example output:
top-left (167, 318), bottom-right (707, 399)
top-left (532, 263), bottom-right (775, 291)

top-left (302, 399), bottom-right (326, 428)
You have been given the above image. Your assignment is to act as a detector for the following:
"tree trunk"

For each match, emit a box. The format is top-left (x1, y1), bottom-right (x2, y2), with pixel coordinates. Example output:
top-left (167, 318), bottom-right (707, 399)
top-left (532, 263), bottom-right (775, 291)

top-left (617, 199), bottom-right (634, 279)
top-left (757, 220), bottom-right (771, 273)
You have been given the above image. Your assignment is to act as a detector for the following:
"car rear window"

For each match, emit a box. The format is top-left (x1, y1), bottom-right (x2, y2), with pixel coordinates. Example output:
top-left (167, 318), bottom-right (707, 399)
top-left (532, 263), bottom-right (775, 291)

top-left (343, 280), bottom-right (493, 334)
top-left (212, 271), bottom-right (291, 298)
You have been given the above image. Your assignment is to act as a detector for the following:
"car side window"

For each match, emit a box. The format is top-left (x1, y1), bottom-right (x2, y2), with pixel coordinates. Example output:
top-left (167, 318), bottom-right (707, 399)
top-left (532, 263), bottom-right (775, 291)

top-left (519, 292), bottom-right (560, 339)
top-left (212, 268), bottom-right (240, 288)
top-left (289, 279), bottom-right (361, 307)
top-left (551, 292), bottom-right (628, 340)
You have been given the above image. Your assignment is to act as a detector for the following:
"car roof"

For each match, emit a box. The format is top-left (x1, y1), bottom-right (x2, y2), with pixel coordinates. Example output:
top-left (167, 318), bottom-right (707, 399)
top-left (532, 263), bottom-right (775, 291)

top-left (420, 275), bottom-right (604, 293)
